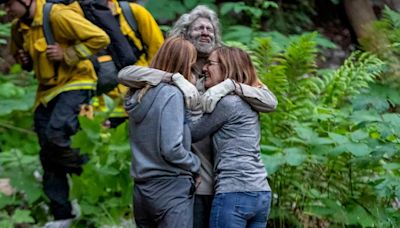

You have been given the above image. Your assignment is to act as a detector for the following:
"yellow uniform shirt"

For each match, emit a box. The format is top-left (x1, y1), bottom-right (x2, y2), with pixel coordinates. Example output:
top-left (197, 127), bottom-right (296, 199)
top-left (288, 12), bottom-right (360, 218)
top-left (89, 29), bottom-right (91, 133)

top-left (10, 0), bottom-right (110, 108)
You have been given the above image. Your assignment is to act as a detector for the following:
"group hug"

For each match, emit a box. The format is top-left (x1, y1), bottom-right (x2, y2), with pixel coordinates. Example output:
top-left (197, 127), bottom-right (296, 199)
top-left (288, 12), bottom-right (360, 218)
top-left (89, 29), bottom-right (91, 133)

top-left (118, 6), bottom-right (278, 228)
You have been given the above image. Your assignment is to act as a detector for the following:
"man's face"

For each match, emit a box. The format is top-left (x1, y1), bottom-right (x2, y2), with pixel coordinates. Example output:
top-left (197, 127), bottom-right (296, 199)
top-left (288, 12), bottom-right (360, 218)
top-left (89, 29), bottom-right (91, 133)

top-left (188, 17), bottom-right (216, 55)
top-left (5, 0), bottom-right (27, 19)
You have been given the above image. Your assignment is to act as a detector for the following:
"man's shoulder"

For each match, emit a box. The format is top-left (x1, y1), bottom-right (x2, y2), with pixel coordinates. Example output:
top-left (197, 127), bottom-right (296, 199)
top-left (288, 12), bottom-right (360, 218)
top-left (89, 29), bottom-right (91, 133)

top-left (49, 2), bottom-right (83, 21)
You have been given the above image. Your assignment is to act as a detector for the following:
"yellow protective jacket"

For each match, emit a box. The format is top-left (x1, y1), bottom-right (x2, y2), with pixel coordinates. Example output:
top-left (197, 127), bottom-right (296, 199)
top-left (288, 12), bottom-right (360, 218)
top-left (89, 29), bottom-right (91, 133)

top-left (10, 0), bottom-right (110, 108)
top-left (96, 1), bottom-right (164, 118)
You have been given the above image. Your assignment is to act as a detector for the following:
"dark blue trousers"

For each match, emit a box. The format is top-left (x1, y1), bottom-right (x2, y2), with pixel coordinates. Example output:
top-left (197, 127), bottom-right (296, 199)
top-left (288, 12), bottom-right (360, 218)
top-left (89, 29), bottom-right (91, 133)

top-left (34, 90), bottom-right (91, 220)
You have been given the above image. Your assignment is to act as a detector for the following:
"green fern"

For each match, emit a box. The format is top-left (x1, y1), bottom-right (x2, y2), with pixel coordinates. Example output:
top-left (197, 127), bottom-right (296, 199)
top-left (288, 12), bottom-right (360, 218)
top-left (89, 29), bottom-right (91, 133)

top-left (283, 32), bottom-right (318, 83)
top-left (321, 51), bottom-right (385, 108)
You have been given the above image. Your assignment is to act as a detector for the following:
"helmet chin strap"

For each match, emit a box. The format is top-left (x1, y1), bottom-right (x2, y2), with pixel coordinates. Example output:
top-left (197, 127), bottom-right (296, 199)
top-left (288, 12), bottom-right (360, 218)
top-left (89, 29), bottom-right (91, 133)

top-left (16, 0), bottom-right (33, 20)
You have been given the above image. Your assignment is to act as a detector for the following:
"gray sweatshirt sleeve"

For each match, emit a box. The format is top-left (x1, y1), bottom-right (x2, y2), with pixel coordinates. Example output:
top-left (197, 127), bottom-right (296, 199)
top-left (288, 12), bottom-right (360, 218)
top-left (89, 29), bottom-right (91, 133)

top-left (237, 83), bottom-right (278, 113)
top-left (118, 65), bottom-right (172, 89)
top-left (160, 92), bottom-right (201, 174)
top-left (189, 98), bottom-right (231, 143)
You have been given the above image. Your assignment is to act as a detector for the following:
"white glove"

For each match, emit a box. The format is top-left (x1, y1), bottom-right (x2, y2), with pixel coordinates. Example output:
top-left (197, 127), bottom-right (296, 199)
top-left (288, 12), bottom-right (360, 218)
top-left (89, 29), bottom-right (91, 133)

top-left (201, 79), bottom-right (236, 113)
top-left (172, 73), bottom-right (200, 110)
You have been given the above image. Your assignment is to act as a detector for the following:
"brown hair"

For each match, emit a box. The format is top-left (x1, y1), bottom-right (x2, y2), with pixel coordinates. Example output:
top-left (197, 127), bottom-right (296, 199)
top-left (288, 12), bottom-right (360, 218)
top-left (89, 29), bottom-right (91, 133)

top-left (213, 47), bottom-right (261, 87)
top-left (150, 36), bottom-right (197, 81)
top-left (136, 36), bottom-right (197, 102)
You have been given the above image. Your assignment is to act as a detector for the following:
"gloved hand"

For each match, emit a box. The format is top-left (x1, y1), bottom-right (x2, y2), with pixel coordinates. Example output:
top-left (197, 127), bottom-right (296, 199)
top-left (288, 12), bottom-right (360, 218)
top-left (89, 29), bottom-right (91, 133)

top-left (201, 79), bottom-right (236, 113)
top-left (172, 73), bottom-right (200, 110)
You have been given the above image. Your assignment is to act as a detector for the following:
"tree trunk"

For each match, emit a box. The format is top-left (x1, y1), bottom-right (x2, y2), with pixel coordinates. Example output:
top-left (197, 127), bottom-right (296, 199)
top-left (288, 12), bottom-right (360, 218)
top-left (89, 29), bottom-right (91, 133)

top-left (344, 0), bottom-right (376, 39)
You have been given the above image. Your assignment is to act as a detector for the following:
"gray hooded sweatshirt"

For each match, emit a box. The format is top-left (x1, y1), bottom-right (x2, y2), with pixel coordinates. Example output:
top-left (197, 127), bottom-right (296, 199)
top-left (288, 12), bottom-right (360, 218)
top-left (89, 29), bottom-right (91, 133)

top-left (124, 83), bottom-right (201, 181)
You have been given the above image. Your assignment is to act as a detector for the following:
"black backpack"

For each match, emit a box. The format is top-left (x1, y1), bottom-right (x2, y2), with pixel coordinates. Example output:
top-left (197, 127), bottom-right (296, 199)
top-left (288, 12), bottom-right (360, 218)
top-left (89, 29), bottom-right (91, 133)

top-left (43, 0), bottom-right (146, 95)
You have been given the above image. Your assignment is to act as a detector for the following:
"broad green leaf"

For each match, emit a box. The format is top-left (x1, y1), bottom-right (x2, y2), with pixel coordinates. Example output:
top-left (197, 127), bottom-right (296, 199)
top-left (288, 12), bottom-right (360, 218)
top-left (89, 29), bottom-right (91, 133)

top-left (223, 25), bottom-right (253, 43)
top-left (350, 130), bottom-right (369, 142)
top-left (71, 130), bottom-right (96, 153)
top-left (284, 147), bottom-right (307, 166)
top-left (80, 201), bottom-right (102, 216)
top-left (260, 145), bottom-right (280, 154)
top-left (183, 0), bottom-right (197, 9)
top-left (0, 193), bottom-right (18, 209)
top-left (145, 0), bottom-right (187, 20)
top-left (328, 132), bottom-right (349, 144)
top-left (310, 137), bottom-right (333, 145)
top-left (294, 126), bottom-right (318, 142)
top-left (345, 143), bottom-right (371, 157)
top-left (383, 162), bottom-right (400, 170)
top-left (220, 2), bottom-right (236, 15)
top-left (350, 110), bottom-right (381, 124)
top-left (382, 113), bottom-right (400, 128)
top-left (9, 64), bottom-right (22, 74)
top-left (373, 144), bottom-right (398, 157)
top-left (0, 220), bottom-right (12, 228)
top-left (262, 1), bottom-right (279, 9)
top-left (345, 204), bottom-right (376, 226)
top-left (78, 117), bottom-right (101, 140)
top-left (11, 209), bottom-right (34, 223)
top-left (261, 153), bottom-right (285, 174)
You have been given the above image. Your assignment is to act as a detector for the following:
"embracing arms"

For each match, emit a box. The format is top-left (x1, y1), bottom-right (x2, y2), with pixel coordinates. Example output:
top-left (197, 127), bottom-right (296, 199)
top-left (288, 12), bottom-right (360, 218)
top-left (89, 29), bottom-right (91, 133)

top-left (118, 65), bottom-right (278, 113)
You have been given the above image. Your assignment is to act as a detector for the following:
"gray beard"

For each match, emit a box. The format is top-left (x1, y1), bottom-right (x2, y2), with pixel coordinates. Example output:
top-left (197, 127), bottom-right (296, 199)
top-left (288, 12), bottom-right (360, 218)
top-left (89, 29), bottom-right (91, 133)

top-left (189, 38), bottom-right (215, 55)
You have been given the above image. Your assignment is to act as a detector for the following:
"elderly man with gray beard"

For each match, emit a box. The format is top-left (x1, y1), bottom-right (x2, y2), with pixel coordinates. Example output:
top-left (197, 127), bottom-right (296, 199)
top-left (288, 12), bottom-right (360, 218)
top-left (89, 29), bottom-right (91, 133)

top-left (118, 5), bottom-right (277, 228)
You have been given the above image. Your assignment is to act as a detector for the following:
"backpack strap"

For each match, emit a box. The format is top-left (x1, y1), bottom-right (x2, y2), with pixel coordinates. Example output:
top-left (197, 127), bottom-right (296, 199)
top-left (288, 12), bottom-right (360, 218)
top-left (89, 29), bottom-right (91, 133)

top-left (42, 2), bottom-right (60, 80)
top-left (43, 3), bottom-right (55, 45)
top-left (119, 1), bottom-right (147, 54)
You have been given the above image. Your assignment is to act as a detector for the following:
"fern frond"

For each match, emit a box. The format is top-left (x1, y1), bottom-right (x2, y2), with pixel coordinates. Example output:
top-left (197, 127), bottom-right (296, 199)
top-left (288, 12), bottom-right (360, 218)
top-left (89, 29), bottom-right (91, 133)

top-left (321, 51), bottom-right (385, 108)
top-left (283, 32), bottom-right (318, 82)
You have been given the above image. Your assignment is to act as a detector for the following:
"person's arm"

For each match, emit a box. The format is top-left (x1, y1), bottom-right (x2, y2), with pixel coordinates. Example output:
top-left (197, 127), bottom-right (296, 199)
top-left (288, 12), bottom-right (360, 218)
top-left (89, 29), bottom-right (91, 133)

top-left (236, 83), bottom-right (278, 113)
top-left (118, 66), bottom-right (200, 110)
top-left (201, 79), bottom-right (278, 113)
top-left (50, 8), bottom-right (110, 66)
top-left (118, 65), bottom-right (172, 89)
top-left (130, 3), bottom-right (164, 62)
top-left (190, 96), bottom-right (231, 142)
top-left (160, 90), bottom-right (201, 174)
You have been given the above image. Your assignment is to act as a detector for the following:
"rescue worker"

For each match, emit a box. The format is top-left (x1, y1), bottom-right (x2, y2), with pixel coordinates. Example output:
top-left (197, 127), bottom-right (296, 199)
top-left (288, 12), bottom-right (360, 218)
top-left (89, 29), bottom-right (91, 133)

top-left (1, 0), bottom-right (110, 226)
top-left (94, 0), bottom-right (164, 128)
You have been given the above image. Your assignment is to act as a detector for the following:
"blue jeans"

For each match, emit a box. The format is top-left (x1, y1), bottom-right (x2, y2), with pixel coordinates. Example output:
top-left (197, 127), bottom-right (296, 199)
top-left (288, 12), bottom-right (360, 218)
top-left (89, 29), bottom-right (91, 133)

top-left (210, 191), bottom-right (271, 228)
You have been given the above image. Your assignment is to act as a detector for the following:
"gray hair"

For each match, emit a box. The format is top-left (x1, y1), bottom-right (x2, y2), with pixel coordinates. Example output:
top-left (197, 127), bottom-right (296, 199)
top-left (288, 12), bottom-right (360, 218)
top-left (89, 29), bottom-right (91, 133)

top-left (169, 5), bottom-right (222, 46)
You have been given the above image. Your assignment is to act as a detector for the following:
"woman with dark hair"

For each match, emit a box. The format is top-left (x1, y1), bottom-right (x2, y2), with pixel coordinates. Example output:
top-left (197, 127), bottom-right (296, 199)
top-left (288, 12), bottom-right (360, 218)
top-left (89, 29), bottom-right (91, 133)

top-left (191, 46), bottom-right (272, 228)
top-left (122, 36), bottom-right (201, 228)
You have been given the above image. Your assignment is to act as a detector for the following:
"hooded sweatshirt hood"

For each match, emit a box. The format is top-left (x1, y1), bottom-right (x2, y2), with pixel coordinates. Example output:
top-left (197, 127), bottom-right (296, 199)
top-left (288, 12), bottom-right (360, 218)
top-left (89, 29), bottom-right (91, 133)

top-left (124, 84), bottom-right (165, 123)
top-left (124, 83), bottom-right (201, 181)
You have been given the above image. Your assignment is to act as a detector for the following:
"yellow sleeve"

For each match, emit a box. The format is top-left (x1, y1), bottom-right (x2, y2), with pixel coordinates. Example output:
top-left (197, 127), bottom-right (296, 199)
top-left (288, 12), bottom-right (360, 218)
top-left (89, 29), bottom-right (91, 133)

top-left (130, 3), bottom-right (164, 63)
top-left (50, 8), bottom-right (110, 59)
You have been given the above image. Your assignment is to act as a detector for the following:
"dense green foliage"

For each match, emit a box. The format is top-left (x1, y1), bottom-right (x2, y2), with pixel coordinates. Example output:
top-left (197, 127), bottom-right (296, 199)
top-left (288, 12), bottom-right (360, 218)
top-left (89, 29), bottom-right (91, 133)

top-left (0, 3), bottom-right (400, 228)
top-left (251, 34), bottom-right (400, 227)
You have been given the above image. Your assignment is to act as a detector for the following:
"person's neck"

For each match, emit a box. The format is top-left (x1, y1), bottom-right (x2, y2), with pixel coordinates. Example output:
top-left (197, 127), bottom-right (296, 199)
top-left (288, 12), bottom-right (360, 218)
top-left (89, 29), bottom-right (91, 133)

top-left (21, 0), bottom-right (35, 25)
top-left (192, 55), bottom-right (208, 78)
